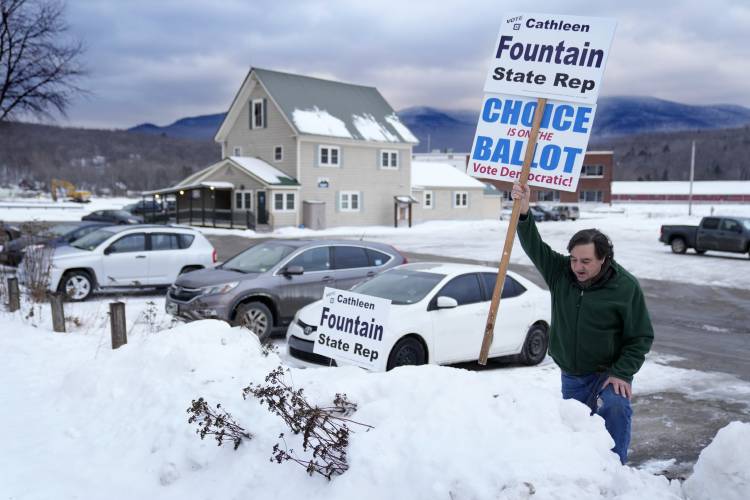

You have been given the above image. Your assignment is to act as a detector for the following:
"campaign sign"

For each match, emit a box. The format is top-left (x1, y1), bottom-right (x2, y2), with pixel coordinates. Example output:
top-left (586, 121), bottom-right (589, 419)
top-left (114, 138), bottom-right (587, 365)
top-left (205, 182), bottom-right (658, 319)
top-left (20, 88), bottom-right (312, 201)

top-left (484, 13), bottom-right (616, 104)
top-left (468, 93), bottom-right (597, 192)
top-left (313, 287), bottom-right (391, 371)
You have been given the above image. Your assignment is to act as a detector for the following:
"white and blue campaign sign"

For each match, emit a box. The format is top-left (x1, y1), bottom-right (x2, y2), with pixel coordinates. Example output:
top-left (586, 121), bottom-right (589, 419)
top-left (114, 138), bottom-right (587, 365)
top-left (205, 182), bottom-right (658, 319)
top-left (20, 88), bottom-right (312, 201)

top-left (468, 93), bottom-right (597, 192)
top-left (313, 287), bottom-right (391, 371)
top-left (484, 13), bottom-right (616, 104)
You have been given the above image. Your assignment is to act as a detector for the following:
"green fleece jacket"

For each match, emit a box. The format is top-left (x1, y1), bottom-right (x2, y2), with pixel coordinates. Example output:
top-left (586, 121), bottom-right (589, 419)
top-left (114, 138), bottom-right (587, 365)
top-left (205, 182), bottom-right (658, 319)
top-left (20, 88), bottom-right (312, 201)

top-left (517, 214), bottom-right (654, 382)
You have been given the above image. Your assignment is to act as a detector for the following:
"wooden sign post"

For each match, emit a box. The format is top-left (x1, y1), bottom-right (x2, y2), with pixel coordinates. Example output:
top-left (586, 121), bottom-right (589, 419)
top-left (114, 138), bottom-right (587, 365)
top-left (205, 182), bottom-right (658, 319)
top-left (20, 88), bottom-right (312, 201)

top-left (478, 97), bottom-right (547, 365)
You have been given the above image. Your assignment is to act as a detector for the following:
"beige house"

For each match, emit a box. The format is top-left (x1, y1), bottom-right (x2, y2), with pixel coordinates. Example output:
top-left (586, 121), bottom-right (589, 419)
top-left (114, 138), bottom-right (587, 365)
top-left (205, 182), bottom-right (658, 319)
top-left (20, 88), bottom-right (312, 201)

top-left (411, 161), bottom-right (502, 223)
top-left (148, 68), bottom-right (501, 229)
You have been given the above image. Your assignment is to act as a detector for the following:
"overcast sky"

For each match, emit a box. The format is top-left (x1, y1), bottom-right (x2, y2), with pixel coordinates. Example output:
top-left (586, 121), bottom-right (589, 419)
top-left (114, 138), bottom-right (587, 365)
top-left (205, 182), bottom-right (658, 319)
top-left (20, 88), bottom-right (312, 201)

top-left (58, 0), bottom-right (749, 129)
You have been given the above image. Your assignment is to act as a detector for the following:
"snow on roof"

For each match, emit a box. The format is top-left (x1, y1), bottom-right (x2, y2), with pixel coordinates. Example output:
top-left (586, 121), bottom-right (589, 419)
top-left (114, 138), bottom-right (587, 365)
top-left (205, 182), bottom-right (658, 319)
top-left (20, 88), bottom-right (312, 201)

top-left (229, 156), bottom-right (299, 185)
top-left (385, 114), bottom-right (419, 143)
top-left (292, 107), bottom-right (352, 139)
top-left (248, 68), bottom-right (418, 144)
top-left (612, 181), bottom-right (750, 195)
top-left (353, 113), bottom-right (398, 142)
top-left (411, 161), bottom-right (486, 189)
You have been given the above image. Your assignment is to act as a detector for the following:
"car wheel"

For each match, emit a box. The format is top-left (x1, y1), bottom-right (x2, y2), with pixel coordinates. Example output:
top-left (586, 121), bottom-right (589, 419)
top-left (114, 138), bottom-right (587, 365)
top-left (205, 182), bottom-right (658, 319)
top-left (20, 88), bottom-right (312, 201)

top-left (518, 324), bottom-right (548, 366)
top-left (58, 271), bottom-right (94, 301)
top-left (559, 214), bottom-right (567, 221)
top-left (386, 336), bottom-right (426, 370)
top-left (235, 302), bottom-right (273, 342)
top-left (670, 237), bottom-right (687, 254)
top-left (695, 248), bottom-right (706, 255)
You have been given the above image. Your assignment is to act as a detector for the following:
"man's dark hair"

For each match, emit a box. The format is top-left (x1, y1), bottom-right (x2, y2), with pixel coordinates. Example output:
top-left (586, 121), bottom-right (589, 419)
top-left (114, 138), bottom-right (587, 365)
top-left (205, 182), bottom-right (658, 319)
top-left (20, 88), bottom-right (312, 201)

top-left (567, 229), bottom-right (614, 261)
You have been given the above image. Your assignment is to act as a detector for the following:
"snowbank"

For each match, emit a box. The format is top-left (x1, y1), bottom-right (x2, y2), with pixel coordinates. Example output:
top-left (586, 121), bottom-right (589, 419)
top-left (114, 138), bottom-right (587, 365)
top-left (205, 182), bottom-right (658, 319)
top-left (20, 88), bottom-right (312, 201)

top-left (3, 315), bottom-right (728, 500)
top-left (682, 421), bottom-right (750, 500)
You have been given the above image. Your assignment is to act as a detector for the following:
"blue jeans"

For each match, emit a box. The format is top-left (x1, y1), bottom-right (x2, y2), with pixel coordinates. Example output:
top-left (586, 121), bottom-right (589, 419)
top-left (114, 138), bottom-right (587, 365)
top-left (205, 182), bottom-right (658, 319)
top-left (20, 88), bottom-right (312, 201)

top-left (560, 371), bottom-right (632, 464)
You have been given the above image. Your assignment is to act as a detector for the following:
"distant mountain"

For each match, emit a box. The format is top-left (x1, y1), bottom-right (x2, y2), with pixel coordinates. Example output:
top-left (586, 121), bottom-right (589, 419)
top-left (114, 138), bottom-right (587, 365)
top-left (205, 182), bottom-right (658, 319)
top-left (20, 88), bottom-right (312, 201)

top-left (593, 97), bottom-right (750, 137)
top-left (129, 113), bottom-right (225, 140)
top-left (400, 97), bottom-right (750, 153)
top-left (127, 97), bottom-right (750, 155)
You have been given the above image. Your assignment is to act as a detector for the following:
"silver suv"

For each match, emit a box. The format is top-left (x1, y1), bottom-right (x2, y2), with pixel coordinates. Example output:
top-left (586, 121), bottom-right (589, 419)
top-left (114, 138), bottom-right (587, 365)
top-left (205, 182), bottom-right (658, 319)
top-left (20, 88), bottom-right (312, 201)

top-left (165, 239), bottom-right (406, 340)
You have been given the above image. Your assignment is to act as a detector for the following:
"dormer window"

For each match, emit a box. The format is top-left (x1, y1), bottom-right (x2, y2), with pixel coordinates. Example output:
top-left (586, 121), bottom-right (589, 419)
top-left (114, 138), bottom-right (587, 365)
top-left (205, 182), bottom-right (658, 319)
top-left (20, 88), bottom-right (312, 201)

top-left (251, 99), bottom-right (266, 129)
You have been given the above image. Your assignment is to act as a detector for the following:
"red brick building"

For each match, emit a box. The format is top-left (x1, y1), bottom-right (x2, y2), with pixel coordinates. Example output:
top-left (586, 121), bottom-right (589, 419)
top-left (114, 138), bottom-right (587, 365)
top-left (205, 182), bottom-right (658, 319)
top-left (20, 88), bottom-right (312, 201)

top-left (487, 150), bottom-right (614, 204)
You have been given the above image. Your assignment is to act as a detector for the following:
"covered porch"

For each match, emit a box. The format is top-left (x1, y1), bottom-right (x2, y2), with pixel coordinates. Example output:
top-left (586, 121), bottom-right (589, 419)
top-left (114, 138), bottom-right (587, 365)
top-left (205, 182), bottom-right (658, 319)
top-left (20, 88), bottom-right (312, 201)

top-left (142, 181), bottom-right (265, 230)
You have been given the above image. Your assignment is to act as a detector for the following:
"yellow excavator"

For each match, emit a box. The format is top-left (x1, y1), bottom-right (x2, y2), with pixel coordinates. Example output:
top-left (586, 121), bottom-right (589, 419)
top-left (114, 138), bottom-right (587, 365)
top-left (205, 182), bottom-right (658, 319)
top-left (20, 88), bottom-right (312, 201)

top-left (50, 179), bottom-right (92, 203)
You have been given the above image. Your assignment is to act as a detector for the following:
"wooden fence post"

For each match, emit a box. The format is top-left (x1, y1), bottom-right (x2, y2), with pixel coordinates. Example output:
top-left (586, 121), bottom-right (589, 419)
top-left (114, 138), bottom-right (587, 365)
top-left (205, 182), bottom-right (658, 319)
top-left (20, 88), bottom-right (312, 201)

top-left (7, 277), bottom-right (20, 312)
top-left (110, 301), bottom-right (127, 349)
top-left (50, 293), bottom-right (66, 333)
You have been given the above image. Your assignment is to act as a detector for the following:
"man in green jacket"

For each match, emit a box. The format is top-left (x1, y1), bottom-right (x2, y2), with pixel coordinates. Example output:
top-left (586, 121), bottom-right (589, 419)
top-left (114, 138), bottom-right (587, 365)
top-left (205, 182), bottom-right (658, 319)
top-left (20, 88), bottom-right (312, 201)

top-left (511, 183), bottom-right (654, 464)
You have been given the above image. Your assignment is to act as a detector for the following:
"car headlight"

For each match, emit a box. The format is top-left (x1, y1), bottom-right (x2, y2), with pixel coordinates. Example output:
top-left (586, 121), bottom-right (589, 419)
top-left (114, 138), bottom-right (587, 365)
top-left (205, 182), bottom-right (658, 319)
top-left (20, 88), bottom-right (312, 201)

top-left (201, 281), bottom-right (239, 295)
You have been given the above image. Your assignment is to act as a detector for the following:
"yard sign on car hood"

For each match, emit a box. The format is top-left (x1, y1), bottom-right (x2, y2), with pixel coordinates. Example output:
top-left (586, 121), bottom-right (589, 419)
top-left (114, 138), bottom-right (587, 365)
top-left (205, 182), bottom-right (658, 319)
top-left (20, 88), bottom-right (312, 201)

top-left (313, 287), bottom-right (391, 371)
top-left (471, 13), bottom-right (616, 364)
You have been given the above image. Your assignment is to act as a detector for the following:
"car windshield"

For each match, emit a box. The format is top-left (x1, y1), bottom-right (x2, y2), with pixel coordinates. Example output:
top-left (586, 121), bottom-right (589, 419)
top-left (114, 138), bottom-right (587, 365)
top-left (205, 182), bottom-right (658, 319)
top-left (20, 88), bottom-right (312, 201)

top-left (46, 223), bottom-right (81, 237)
top-left (743, 220), bottom-right (750, 231)
top-left (70, 229), bottom-right (115, 251)
top-left (351, 269), bottom-right (445, 305)
top-left (221, 242), bottom-right (296, 273)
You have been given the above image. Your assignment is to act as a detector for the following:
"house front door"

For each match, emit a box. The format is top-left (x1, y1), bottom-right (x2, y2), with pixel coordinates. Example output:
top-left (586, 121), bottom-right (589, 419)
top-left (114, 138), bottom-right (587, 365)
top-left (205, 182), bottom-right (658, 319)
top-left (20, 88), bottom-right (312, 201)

top-left (257, 191), bottom-right (268, 224)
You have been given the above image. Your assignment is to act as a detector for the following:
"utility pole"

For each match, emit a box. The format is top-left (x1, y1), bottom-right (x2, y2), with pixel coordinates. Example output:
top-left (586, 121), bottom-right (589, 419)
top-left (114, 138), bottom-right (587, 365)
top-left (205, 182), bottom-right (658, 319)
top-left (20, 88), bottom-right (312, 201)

top-left (688, 140), bottom-right (695, 216)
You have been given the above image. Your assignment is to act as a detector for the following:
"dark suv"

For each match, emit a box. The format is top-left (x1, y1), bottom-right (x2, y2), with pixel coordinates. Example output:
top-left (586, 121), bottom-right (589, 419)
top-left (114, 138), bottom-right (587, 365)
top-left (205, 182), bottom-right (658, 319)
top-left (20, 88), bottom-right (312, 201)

top-left (165, 239), bottom-right (406, 340)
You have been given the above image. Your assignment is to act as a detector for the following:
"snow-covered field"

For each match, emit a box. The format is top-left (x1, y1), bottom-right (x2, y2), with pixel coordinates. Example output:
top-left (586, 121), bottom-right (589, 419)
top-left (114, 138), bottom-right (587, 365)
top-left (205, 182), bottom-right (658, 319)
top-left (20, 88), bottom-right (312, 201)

top-left (2, 296), bottom-right (748, 500)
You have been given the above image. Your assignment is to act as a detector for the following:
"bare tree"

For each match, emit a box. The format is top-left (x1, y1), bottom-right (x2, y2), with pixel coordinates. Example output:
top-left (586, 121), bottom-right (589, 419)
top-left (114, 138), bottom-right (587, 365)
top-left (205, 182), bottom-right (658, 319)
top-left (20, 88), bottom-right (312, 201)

top-left (0, 0), bottom-right (86, 121)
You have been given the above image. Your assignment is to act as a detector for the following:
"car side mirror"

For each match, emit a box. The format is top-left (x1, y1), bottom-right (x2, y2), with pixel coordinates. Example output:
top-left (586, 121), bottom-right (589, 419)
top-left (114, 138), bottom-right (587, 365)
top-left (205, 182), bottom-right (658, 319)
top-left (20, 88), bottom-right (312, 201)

top-left (283, 265), bottom-right (304, 276)
top-left (436, 296), bottom-right (458, 309)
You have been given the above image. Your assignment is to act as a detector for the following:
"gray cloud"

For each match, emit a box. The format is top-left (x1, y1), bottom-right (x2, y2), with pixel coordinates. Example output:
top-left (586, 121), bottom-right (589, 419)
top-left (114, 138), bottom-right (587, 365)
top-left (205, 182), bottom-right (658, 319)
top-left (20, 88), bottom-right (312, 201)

top-left (58, 0), bottom-right (750, 128)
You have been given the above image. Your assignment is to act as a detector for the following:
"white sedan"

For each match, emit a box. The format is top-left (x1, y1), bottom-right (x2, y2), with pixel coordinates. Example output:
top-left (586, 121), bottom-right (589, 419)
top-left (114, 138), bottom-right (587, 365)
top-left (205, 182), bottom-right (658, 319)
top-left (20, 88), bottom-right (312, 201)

top-left (286, 262), bottom-right (551, 371)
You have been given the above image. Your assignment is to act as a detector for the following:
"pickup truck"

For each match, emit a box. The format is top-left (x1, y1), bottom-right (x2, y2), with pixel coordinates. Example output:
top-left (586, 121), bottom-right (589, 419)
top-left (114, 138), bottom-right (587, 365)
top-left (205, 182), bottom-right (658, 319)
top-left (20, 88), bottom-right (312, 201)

top-left (659, 216), bottom-right (750, 256)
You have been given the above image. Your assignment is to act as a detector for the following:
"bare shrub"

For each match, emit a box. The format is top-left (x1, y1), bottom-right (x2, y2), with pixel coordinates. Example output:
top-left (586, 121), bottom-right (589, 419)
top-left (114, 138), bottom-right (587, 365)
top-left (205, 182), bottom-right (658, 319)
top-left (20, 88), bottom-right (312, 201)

top-left (187, 366), bottom-right (372, 480)
top-left (186, 398), bottom-right (252, 450)
top-left (243, 366), bottom-right (372, 479)
top-left (17, 222), bottom-right (54, 303)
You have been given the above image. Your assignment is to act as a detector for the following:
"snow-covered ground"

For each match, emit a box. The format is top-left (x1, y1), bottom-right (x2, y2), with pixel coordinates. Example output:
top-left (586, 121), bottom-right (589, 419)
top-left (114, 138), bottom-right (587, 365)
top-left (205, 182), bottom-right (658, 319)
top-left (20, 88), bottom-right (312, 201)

top-left (0, 196), bottom-right (135, 219)
top-left (2, 296), bottom-right (748, 500)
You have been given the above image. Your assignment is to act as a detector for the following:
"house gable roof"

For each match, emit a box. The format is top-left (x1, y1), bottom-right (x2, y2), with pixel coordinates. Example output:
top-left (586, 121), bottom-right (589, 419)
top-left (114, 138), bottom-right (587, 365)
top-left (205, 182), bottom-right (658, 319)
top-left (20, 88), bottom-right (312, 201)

top-left (228, 156), bottom-right (299, 186)
top-left (216, 67), bottom-right (419, 145)
top-left (170, 157), bottom-right (299, 191)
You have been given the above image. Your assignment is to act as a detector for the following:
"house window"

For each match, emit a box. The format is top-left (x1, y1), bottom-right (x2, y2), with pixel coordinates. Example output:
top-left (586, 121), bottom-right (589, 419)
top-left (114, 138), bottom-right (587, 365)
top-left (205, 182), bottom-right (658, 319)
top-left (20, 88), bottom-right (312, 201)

top-left (501, 191), bottom-right (512, 201)
top-left (274, 146), bottom-right (283, 162)
top-left (319, 145), bottom-right (340, 167)
top-left (380, 150), bottom-right (399, 169)
top-left (339, 191), bottom-right (360, 212)
top-left (423, 190), bottom-right (433, 209)
top-left (235, 190), bottom-right (253, 210)
top-left (579, 190), bottom-right (603, 202)
top-left (454, 191), bottom-right (468, 208)
top-left (537, 190), bottom-right (560, 202)
top-left (273, 192), bottom-right (296, 212)
top-left (233, 146), bottom-right (242, 156)
top-left (251, 98), bottom-right (265, 129)
top-left (581, 164), bottom-right (604, 177)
